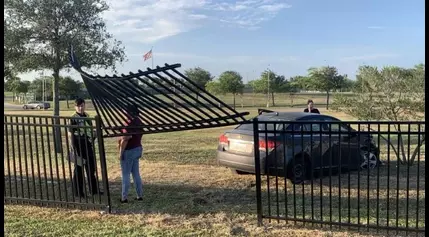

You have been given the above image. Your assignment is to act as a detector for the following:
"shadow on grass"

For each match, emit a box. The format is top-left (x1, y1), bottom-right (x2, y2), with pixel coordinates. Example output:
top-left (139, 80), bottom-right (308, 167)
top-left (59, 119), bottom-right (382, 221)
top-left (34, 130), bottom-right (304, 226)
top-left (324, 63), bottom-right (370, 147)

top-left (5, 172), bottom-right (425, 236)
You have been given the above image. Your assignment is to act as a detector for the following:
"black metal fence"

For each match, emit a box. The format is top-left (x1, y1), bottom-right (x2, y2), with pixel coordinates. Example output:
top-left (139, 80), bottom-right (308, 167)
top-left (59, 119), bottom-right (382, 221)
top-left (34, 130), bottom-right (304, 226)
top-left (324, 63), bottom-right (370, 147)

top-left (4, 114), bottom-right (111, 212)
top-left (253, 119), bottom-right (425, 235)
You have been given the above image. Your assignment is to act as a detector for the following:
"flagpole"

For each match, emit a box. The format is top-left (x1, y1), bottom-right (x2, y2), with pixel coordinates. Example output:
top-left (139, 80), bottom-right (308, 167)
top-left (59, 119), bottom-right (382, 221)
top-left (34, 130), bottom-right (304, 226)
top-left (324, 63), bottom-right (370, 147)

top-left (151, 46), bottom-right (154, 69)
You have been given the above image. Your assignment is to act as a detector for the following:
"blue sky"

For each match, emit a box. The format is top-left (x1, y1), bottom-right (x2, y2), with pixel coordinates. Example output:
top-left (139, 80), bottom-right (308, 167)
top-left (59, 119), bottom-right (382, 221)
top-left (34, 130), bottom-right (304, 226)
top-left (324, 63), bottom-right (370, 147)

top-left (20, 0), bottom-right (425, 83)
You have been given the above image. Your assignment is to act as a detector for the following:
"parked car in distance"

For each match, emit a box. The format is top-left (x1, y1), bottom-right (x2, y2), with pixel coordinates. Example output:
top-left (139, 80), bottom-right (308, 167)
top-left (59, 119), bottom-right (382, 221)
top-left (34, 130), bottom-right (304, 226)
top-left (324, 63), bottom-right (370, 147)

top-left (216, 111), bottom-right (381, 184)
top-left (23, 101), bottom-right (51, 110)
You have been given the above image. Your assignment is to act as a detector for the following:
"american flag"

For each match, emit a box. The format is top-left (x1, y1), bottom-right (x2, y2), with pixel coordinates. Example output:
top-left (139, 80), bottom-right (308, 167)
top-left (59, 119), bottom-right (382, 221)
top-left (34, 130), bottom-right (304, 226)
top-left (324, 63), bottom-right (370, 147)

top-left (143, 49), bottom-right (152, 61)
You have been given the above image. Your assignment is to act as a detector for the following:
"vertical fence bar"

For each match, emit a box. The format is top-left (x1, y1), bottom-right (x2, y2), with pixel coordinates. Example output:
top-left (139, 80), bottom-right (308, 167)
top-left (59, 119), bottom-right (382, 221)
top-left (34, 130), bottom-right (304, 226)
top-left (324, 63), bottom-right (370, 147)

top-left (415, 124), bottom-right (421, 231)
top-left (291, 123), bottom-right (296, 224)
top-left (51, 117), bottom-right (62, 202)
top-left (366, 123), bottom-right (370, 232)
top-left (58, 118), bottom-right (68, 203)
top-left (5, 116), bottom-right (13, 197)
top-left (357, 123), bottom-right (361, 229)
top-left (395, 123), bottom-right (400, 235)
top-left (376, 123), bottom-right (381, 232)
top-left (15, 116), bottom-right (24, 198)
top-left (386, 123), bottom-right (391, 232)
top-left (33, 117), bottom-right (43, 200)
top-left (405, 124), bottom-right (411, 234)
top-left (11, 116), bottom-right (18, 198)
top-left (45, 117), bottom-right (56, 201)
top-left (310, 122), bottom-right (314, 226)
top-left (328, 122), bottom-right (332, 229)
top-left (39, 117), bottom-right (49, 200)
top-left (95, 115), bottom-right (111, 213)
top-left (338, 121), bottom-right (342, 228)
top-left (253, 118), bottom-right (263, 226)
top-left (21, 116), bottom-right (30, 199)
top-left (63, 119), bottom-right (76, 202)
top-left (273, 124), bottom-right (280, 223)
top-left (282, 122), bottom-right (288, 223)
top-left (264, 123), bottom-right (271, 223)
top-left (27, 116), bottom-right (36, 199)
top-left (300, 124), bottom-right (305, 224)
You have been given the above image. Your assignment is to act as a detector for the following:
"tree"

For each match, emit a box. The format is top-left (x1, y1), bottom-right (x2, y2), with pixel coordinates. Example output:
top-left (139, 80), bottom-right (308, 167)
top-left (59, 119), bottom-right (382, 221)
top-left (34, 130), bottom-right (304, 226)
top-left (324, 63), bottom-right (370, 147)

top-left (205, 81), bottom-right (223, 108)
top-left (218, 71), bottom-right (244, 109)
top-left (289, 76), bottom-right (315, 91)
top-left (184, 67), bottom-right (213, 100)
top-left (59, 76), bottom-right (83, 108)
top-left (6, 76), bottom-right (30, 103)
top-left (285, 77), bottom-right (301, 107)
top-left (308, 66), bottom-right (346, 110)
top-left (332, 65), bottom-right (425, 165)
top-left (5, 0), bottom-right (126, 152)
top-left (29, 76), bottom-right (53, 101)
top-left (251, 70), bottom-right (288, 107)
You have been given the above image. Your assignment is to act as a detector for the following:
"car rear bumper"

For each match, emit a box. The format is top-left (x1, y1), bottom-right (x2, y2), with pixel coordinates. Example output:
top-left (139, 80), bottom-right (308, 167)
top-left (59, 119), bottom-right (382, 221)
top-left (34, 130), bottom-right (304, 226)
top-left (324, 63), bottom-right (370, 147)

top-left (216, 150), bottom-right (266, 174)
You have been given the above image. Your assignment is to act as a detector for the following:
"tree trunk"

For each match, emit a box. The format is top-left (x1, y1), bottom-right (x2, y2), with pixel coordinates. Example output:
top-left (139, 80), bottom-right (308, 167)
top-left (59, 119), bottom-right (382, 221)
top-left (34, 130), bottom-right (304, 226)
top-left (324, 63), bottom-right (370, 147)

top-left (271, 92), bottom-right (275, 107)
top-left (12, 92), bottom-right (15, 102)
top-left (233, 93), bottom-right (236, 109)
top-left (326, 91), bottom-right (330, 110)
top-left (290, 93), bottom-right (294, 107)
top-left (53, 62), bottom-right (62, 153)
top-left (240, 94), bottom-right (243, 108)
top-left (66, 95), bottom-right (70, 109)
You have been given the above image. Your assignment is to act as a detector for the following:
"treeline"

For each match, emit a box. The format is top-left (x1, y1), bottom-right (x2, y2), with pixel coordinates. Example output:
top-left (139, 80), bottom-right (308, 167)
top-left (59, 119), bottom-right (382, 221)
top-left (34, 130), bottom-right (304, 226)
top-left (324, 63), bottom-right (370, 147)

top-left (4, 75), bottom-right (84, 108)
top-left (182, 64), bottom-right (424, 109)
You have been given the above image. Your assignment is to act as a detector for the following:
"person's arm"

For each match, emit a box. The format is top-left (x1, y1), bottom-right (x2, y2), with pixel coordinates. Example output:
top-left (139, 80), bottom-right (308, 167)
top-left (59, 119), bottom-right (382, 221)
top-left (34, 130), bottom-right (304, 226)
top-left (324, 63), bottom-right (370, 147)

top-left (68, 118), bottom-right (76, 149)
top-left (118, 120), bottom-right (132, 160)
top-left (118, 135), bottom-right (131, 160)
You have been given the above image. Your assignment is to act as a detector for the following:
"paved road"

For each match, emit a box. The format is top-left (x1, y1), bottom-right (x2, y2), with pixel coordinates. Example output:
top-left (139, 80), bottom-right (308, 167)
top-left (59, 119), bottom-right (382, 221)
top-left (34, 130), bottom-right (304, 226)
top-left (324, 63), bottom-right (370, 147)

top-left (4, 102), bottom-right (23, 110)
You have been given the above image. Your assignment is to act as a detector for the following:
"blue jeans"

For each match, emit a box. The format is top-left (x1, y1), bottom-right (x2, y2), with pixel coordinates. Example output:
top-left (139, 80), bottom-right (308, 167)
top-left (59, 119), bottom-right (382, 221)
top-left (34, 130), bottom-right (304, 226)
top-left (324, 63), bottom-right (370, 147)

top-left (120, 146), bottom-right (143, 200)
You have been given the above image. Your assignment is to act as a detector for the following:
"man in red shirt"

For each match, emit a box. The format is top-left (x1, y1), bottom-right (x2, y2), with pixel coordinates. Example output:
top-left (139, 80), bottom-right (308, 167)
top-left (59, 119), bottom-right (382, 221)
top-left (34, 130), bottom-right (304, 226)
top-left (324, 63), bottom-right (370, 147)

top-left (118, 104), bottom-right (144, 203)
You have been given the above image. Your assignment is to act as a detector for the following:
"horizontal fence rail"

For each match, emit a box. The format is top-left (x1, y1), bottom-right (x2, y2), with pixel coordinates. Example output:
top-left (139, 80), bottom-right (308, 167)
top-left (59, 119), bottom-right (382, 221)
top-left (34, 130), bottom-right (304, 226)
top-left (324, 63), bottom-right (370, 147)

top-left (253, 119), bottom-right (425, 235)
top-left (4, 114), bottom-right (111, 212)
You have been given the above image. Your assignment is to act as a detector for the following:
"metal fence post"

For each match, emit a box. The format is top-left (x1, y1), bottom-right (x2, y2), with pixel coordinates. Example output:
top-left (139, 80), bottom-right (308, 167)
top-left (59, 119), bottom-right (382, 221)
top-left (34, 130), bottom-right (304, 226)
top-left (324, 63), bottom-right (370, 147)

top-left (95, 115), bottom-right (111, 213)
top-left (253, 118), bottom-right (263, 226)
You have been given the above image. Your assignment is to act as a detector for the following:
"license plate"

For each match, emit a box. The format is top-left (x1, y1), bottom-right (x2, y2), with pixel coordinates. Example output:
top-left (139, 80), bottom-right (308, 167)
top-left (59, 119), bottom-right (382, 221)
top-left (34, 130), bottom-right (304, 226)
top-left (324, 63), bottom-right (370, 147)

top-left (229, 142), bottom-right (251, 152)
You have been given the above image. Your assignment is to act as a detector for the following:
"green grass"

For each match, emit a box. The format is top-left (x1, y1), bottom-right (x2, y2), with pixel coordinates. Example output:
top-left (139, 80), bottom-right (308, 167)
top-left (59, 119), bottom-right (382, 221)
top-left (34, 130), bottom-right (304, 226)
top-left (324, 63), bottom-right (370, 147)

top-left (4, 108), bottom-right (425, 237)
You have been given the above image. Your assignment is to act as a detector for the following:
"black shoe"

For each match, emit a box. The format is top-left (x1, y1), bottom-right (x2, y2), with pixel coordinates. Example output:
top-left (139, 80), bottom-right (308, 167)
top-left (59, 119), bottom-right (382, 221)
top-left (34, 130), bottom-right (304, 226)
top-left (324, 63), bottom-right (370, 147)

top-left (120, 199), bottom-right (128, 203)
top-left (134, 197), bottom-right (143, 201)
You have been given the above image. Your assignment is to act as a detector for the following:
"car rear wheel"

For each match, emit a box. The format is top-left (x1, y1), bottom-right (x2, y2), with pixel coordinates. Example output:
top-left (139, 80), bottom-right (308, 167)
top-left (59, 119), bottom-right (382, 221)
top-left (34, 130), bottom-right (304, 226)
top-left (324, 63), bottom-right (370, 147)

top-left (36, 105), bottom-right (41, 110)
top-left (287, 157), bottom-right (309, 184)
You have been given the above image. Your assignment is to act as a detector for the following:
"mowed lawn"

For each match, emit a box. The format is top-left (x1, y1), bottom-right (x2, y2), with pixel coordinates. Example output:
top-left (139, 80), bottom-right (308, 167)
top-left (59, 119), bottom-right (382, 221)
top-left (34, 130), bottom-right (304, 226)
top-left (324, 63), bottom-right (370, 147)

top-left (4, 108), bottom-right (425, 237)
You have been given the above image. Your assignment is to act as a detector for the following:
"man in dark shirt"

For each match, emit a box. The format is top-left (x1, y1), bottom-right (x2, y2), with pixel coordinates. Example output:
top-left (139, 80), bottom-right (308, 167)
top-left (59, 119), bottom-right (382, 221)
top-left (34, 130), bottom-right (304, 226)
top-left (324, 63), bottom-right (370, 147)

top-left (68, 98), bottom-right (101, 197)
top-left (303, 99), bottom-right (320, 114)
top-left (118, 104), bottom-right (144, 203)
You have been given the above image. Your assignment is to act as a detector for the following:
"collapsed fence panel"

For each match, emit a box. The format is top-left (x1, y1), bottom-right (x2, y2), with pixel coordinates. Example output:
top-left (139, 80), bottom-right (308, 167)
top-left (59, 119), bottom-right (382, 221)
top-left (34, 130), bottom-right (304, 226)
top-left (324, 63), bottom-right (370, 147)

top-left (253, 119), bottom-right (425, 235)
top-left (4, 114), bottom-right (111, 212)
top-left (69, 47), bottom-right (249, 137)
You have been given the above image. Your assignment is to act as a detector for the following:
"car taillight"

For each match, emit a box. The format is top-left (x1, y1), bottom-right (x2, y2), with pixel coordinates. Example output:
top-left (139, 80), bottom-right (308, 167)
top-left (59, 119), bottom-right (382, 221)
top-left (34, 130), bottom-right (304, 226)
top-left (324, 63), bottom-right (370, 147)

top-left (219, 134), bottom-right (229, 144)
top-left (259, 140), bottom-right (278, 151)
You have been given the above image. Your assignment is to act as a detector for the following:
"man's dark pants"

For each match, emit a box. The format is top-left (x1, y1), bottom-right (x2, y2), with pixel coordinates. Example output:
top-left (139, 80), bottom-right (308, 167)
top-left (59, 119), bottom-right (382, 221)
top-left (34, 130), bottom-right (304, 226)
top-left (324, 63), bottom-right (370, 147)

top-left (72, 136), bottom-right (99, 197)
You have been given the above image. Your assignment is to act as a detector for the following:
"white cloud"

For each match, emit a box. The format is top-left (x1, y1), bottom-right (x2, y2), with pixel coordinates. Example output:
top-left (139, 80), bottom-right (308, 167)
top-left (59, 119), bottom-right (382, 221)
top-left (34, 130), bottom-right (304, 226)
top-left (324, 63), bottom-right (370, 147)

top-left (340, 53), bottom-right (399, 62)
top-left (103, 0), bottom-right (291, 43)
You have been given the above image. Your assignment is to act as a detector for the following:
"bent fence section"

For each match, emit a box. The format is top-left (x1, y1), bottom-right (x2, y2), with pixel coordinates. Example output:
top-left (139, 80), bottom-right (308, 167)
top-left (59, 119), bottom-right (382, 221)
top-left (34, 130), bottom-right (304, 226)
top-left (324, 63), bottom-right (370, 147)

top-left (253, 119), bottom-right (425, 235)
top-left (4, 114), bottom-right (111, 212)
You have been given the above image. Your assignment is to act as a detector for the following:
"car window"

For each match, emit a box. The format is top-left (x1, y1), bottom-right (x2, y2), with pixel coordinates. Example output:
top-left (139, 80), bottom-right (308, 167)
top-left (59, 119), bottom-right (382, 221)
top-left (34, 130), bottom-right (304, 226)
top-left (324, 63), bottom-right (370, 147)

top-left (236, 118), bottom-right (286, 132)
top-left (320, 117), bottom-right (350, 132)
